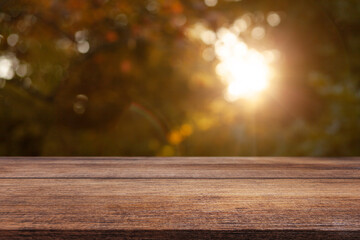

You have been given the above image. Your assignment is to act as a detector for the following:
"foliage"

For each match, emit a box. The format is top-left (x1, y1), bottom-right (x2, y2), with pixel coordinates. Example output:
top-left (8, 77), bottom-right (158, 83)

top-left (1, 0), bottom-right (360, 156)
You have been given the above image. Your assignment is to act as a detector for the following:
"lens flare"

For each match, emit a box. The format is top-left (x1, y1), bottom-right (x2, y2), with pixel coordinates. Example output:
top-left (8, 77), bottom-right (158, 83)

top-left (213, 29), bottom-right (270, 101)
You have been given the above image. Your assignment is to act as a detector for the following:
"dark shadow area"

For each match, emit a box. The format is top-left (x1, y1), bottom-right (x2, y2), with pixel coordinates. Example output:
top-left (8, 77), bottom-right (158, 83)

top-left (1, 230), bottom-right (360, 240)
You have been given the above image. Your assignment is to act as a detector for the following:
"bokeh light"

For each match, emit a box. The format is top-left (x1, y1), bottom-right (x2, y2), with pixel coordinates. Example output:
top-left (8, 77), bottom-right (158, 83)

top-left (188, 18), bottom-right (277, 101)
top-left (214, 28), bottom-right (270, 101)
top-left (0, 54), bottom-right (18, 80)
top-left (7, 33), bottom-right (19, 47)
top-left (0, 56), bottom-right (14, 79)
top-left (0, 0), bottom-right (359, 157)
top-left (267, 12), bottom-right (281, 27)
top-left (204, 0), bottom-right (218, 7)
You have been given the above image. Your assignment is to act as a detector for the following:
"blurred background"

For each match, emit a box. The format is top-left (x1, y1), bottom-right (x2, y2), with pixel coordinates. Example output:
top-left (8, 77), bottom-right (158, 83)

top-left (0, 0), bottom-right (360, 156)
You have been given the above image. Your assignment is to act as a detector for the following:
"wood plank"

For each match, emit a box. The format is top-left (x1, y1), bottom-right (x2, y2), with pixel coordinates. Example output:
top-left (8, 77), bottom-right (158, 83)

top-left (1, 157), bottom-right (359, 239)
top-left (1, 157), bottom-right (360, 178)
top-left (1, 179), bottom-right (360, 231)
top-left (1, 230), bottom-right (360, 240)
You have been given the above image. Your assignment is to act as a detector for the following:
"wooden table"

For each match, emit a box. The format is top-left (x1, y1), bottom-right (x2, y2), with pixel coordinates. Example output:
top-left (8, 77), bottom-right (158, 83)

top-left (0, 157), bottom-right (360, 239)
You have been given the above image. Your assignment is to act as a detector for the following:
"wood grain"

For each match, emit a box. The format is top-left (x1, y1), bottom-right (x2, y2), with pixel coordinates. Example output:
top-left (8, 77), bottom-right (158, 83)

top-left (0, 157), bottom-right (359, 239)
top-left (1, 157), bottom-right (359, 178)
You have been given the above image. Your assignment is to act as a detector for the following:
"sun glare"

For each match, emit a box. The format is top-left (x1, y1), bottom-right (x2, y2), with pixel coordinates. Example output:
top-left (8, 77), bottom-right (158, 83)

top-left (187, 20), bottom-right (280, 102)
top-left (214, 28), bottom-right (270, 101)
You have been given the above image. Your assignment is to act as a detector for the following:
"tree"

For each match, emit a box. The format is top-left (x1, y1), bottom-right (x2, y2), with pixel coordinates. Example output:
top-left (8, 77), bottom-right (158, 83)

top-left (0, 0), bottom-right (359, 156)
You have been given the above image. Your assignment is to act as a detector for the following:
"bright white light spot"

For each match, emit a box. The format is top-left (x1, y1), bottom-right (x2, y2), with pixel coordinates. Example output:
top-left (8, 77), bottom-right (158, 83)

top-left (200, 30), bottom-right (216, 45)
top-left (213, 30), bottom-right (270, 101)
top-left (231, 18), bottom-right (248, 34)
top-left (186, 22), bottom-right (208, 40)
top-left (75, 30), bottom-right (87, 42)
top-left (0, 58), bottom-right (13, 79)
top-left (267, 12), bottom-right (281, 27)
top-left (0, 55), bottom-right (18, 80)
top-left (204, 0), bottom-right (217, 7)
top-left (75, 30), bottom-right (90, 53)
top-left (241, 14), bottom-right (253, 28)
top-left (216, 27), bottom-right (231, 40)
top-left (77, 41), bottom-right (90, 54)
top-left (251, 26), bottom-right (265, 40)
top-left (7, 34), bottom-right (19, 47)
top-left (225, 52), bottom-right (269, 100)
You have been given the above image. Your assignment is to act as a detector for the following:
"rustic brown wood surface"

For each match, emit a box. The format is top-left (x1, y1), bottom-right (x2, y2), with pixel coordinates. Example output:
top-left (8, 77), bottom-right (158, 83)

top-left (0, 157), bottom-right (359, 239)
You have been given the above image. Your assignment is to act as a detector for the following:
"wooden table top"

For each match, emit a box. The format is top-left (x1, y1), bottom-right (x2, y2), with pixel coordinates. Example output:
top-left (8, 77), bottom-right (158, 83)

top-left (0, 157), bottom-right (359, 239)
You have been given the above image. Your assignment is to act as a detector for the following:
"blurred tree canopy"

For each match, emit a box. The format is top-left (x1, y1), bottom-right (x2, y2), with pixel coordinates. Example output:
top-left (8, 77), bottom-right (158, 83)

top-left (0, 0), bottom-right (360, 156)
